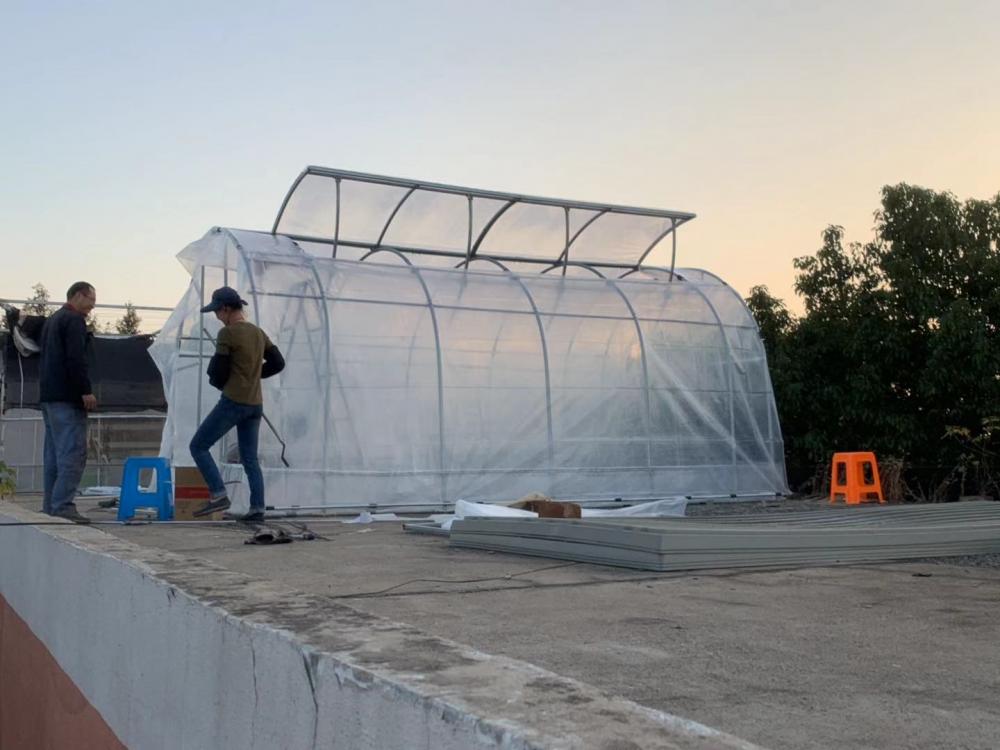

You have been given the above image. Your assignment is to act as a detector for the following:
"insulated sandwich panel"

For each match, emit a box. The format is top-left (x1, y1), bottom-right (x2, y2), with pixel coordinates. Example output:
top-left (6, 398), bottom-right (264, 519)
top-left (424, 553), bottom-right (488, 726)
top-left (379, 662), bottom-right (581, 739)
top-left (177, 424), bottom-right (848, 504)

top-left (449, 502), bottom-right (1000, 571)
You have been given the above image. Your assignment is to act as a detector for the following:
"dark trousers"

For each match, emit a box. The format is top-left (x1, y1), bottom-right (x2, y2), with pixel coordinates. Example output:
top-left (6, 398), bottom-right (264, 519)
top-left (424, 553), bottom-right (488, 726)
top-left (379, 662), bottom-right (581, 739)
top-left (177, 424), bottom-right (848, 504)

top-left (189, 396), bottom-right (265, 510)
top-left (41, 402), bottom-right (88, 515)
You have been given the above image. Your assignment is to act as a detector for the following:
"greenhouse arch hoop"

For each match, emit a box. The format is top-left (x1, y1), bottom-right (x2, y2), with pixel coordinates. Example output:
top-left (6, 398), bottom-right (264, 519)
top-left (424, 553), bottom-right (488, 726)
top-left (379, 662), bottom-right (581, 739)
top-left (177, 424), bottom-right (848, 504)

top-left (152, 169), bottom-right (787, 511)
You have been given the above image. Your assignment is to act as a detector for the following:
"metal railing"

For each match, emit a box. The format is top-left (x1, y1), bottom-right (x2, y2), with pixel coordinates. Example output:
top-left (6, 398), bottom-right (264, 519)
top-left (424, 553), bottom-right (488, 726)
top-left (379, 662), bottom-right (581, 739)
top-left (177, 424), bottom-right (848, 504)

top-left (0, 298), bottom-right (173, 335)
top-left (1, 296), bottom-right (174, 493)
top-left (0, 410), bottom-right (166, 493)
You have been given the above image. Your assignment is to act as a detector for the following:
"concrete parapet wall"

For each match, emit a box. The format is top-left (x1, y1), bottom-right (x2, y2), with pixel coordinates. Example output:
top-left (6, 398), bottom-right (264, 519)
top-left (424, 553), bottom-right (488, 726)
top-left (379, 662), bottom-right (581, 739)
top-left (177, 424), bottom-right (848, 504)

top-left (0, 504), bottom-right (761, 750)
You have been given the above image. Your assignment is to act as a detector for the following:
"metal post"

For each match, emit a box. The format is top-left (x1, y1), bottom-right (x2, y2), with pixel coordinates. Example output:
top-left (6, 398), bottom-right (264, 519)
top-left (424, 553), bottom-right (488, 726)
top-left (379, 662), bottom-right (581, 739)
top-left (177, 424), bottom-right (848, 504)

top-left (196, 266), bottom-right (205, 424)
top-left (670, 220), bottom-right (677, 281)
top-left (465, 195), bottom-right (473, 268)
top-left (562, 207), bottom-right (569, 277)
top-left (509, 276), bottom-right (555, 475)
top-left (358, 248), bottom-right (446, 503)
top-left (332, 178), bottom-right (341, 258)
top-left (468, 199), bottom-right (516, 260)
top-left (684, 284), bottom-right (739, 495)
top-left (408, 267), bottom-right (447, 505)
top-left (606, 280), bottom-right (654, 493)
top-left (376, 186), bottom-right (417, 247)
top-left (306, 257), bottom-right (333, 505)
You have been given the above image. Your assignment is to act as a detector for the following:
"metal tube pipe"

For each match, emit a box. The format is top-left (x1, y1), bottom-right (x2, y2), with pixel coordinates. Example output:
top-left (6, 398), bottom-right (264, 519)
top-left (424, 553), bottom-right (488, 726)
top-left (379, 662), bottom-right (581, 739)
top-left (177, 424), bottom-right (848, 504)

top-left (297, 166), bottom-right (696, 220)
top-left (605, 280), bottom-right (655, 493)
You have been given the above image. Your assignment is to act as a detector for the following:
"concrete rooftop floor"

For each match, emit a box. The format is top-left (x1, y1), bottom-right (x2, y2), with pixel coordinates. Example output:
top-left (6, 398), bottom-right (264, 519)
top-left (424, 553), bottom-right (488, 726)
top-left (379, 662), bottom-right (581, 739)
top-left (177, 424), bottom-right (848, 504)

top-left (17, 496), bottom-right (1000, 750)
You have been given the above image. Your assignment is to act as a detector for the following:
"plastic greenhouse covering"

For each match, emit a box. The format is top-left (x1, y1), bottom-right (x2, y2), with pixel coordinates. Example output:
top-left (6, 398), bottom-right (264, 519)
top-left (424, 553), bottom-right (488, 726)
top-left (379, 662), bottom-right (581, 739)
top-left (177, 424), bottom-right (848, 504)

top-left (151, 169), bottom-right (788, 510)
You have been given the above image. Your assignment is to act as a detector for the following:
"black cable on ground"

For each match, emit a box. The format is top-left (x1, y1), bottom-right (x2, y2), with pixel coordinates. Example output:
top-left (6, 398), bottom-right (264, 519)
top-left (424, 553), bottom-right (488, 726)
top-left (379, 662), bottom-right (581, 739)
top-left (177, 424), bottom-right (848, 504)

top-left (0, 517), bottom-right (333, 546)
top-left (0, 519), bottom-right (245, 527)
top-left (326, 561), bottom-right (580, 600)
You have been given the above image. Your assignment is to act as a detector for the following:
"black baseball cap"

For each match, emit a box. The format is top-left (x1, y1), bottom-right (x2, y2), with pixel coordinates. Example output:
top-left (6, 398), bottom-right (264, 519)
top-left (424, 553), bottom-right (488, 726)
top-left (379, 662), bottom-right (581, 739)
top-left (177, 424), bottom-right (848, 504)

top-left (200, 286), bottom-right (248, 313)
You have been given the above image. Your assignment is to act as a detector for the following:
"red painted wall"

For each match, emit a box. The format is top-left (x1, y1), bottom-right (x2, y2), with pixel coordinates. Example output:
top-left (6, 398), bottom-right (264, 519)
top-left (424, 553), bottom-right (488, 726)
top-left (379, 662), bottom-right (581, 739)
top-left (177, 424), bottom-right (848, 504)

top-left (0, 593), bottom-right (125, 750)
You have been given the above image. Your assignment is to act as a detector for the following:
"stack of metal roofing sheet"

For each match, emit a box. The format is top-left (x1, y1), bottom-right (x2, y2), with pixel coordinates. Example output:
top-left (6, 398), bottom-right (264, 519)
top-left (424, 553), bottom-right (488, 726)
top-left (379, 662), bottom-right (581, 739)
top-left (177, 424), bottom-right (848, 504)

top-left (674, 501), bottom-right (1000, 527)
top-left (449, 501), bottom-right (1000, 571)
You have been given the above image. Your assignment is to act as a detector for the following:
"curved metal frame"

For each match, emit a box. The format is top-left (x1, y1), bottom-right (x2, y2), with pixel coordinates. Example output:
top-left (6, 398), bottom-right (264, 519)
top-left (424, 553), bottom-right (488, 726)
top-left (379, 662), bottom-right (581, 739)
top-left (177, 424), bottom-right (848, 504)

top-left (286, 166), bottom-right (694, 217)
top-left (196, 264), bottom-right (206, 423)
top-left (332, 177), bottom-right (341, 258)
top-left (508, 275), bottom-right (555, 471)
top-left (359, 247), bottom-right (447, 502)
top-left (455, 257), bottom-right (511, 272)
top-left (700, 289), bottom-right (740, 490)
top-left (469, 199), bottom-right (517, 258)
top-left (281, 234), bottom-right (680, 275)
top-left (604, 279), bottom-right (655, 490)
top-left (562, 206), bottom-right (569, 276)
top-left (220, 231), bottom-right (347, 487)
top-left (375, 186), bottom-right (418, 247)
top-left (272, 167), bottom-right (696, 272)
top-left (466, 195), bottom-right (473, 263)
top-left (184, 232), bottom-right (784, 505)
top-left (667, 280), bottom-right (741, 494)
top-left (633, 219), bottom-right (679, 277)
top-left (617, 269), bottom-right (780, 493)
top-left (229, 232), bottom-right (266, 466)
top-left (271, 172), bottom-right (308, 234)
top-left (540, 262), bottom-right (606, 279)
top-left (303, 257), bottom-right (334, 493)
top-left (359, 247), bottom-right (414, 266)
top-left (618, 267), bottom-right (678, 281)
top-left (555, 209), bottom-right (608, 268)
top-left (671, 266), bottom-right (782, 483)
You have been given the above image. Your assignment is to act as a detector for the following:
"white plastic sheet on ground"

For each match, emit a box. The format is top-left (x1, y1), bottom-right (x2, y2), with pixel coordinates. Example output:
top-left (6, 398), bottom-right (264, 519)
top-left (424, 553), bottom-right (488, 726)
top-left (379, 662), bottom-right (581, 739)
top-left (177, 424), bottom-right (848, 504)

top-left (580, 497), bottom-right (688, 517)
top-left (342, 512), bottom-right (402, 524)
top-left (80, 486), bottom-right (121, 496)
top-left (438, 497), bottom-right (689, 531)
top-left (151, 227), bottom-right (788, 511)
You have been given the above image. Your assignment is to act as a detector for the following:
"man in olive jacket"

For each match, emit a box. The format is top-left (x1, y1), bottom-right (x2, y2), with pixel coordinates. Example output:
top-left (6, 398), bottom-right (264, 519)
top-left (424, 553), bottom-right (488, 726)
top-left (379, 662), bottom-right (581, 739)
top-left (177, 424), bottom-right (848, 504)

top-left (191, 287), bottom-right (285, 522)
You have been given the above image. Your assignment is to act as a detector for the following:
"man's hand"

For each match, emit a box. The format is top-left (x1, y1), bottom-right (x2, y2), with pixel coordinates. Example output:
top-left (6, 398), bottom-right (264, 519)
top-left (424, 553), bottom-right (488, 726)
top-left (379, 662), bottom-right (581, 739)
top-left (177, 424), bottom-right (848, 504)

top-left (82, 394), bottom-right (97, 411)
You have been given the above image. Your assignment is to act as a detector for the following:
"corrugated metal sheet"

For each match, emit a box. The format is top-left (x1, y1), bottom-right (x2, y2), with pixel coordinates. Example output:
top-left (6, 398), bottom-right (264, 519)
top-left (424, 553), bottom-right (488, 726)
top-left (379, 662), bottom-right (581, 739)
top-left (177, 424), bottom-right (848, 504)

top-left (450, 501), bottom-right (1000, 571)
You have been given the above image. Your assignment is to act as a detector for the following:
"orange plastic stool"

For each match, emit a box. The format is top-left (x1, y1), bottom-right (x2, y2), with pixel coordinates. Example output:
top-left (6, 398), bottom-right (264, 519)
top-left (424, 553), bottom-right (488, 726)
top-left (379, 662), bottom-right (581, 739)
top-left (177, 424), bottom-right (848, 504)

top-left (830, 452), bottom-right (885, 504)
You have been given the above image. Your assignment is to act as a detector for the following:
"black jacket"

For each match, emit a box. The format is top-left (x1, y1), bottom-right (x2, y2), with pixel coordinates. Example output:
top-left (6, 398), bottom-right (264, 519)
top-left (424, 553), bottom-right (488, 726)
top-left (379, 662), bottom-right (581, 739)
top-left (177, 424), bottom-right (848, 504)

top-left (39, 305), bottom-right (93, 405)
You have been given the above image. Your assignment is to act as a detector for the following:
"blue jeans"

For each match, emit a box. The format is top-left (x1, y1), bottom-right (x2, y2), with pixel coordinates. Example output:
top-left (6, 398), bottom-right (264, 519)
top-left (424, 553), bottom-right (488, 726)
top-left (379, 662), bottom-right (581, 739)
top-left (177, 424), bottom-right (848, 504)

top-left (41, 402), bottom-right (88, 515)
top-left (189, 396), bottom-right (264, 511)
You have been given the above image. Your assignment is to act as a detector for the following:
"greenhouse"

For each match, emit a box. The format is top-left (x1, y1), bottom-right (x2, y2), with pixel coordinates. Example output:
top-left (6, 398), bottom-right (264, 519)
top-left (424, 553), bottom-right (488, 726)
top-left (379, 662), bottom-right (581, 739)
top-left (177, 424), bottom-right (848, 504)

top-left (151, 168), bottom-right (787, 510)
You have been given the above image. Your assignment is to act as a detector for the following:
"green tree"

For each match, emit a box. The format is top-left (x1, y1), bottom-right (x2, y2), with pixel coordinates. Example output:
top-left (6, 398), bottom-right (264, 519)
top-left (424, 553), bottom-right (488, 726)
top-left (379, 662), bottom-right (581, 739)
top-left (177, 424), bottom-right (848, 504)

top-left (746, 285), bottom-right (793, 359)
top-left (748, 184), bottom-right (1000, 497)
top-left (24, 282), bottom-right (51, 316)
top-left (115, 302), bottom-right (142, 335)
top-left (0, 460), bottom-right (15, 498)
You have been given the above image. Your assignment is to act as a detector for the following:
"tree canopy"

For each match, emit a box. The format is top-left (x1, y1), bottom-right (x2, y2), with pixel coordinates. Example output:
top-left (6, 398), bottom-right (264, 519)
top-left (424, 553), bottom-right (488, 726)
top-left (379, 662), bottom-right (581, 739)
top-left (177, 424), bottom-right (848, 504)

top-left (748, 184), bottom-right (1000, 498)
top-left (115, 302), bottom-right (142, 335)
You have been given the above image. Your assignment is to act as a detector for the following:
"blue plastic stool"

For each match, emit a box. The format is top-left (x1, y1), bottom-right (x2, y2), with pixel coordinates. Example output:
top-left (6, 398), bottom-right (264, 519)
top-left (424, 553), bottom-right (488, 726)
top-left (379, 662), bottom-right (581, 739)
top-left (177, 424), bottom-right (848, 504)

top-left (118, 457), bottom-right (174, 521)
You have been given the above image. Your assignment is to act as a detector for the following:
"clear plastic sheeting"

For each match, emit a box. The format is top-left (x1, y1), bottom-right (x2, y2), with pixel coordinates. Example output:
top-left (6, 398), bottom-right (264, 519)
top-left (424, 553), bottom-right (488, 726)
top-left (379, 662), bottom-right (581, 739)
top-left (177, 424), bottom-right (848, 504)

top-left (151, 227), bottom-right (788, 511)
top-left (273, 167), bottom-right (696, 270)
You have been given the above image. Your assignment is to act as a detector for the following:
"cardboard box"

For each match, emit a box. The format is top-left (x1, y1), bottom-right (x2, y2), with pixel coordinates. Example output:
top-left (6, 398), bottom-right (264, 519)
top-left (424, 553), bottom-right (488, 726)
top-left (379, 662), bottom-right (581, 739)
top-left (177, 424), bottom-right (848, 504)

top-left (175, 486), bottom-right (211, 500)
top-left (174, 467), bottom-right (208, 488)
top-left (173, 467), bottom-right (221, 520)
top-left (174, 496), bottom-right (223, 521)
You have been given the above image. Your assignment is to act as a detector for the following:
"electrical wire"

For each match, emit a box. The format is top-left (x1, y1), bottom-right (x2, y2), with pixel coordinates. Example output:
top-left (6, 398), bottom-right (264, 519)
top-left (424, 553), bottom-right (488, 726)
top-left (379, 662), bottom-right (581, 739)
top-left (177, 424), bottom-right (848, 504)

top-left (0, 514), bottom-right (331, 544)
top-left (326, 561), bottom-right (579, 600)
top-left (0, 519), bottom-right (243, 527)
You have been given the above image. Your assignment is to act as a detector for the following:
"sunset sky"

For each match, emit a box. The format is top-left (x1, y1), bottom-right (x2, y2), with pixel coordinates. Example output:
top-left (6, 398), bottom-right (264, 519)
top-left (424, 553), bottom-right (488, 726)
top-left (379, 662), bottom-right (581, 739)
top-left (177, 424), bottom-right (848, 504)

top-left (2, 0), bottom-right (998, 321)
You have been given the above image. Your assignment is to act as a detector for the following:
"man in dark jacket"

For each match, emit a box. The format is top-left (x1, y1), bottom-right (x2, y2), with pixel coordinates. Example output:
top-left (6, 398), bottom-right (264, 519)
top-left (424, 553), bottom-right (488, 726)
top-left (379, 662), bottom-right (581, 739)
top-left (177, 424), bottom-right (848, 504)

top-left (191, 287), bottom-right (285, 522)
top-left (39, 281), bottom-right (98, 523)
